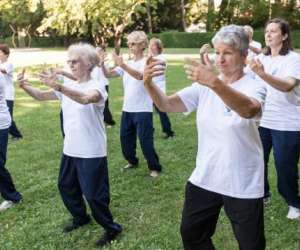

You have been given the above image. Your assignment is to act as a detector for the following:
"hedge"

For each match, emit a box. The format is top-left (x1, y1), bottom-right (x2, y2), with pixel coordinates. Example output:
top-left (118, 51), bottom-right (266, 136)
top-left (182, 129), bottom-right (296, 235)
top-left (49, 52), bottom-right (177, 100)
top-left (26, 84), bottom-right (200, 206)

top-left (1, 30), bottom-right (300, 48)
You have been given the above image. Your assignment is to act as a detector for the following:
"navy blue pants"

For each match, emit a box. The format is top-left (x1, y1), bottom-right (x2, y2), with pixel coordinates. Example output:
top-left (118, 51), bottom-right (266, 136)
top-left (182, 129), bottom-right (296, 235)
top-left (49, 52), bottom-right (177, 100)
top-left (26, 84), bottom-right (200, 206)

top-left (120, 112), bottom-right (162, 171)
top-left (154, 105), bottom-right (174, 136)
top-left (0, 128), bottom-right (22, 202)
top-left (6, 100), bottom-right (22, 139)
top-left (180, 182), bottom-right (265, 250)
top-left (58, 154), bottom-right (122, 233)
top-left (259, 127), bottom-right (300, 208)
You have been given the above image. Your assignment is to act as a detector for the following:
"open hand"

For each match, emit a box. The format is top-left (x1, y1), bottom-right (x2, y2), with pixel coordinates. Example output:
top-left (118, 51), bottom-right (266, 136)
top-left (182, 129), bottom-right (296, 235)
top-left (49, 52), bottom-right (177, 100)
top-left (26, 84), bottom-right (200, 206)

top-left (17, 69), bottom-right (30, 88)
top-left (249, 58), bottom-right (265, 76)
top-left (143, 56), bottom-right (166, 86)
top-left (39, 69), bottom-right (60, 90)
top-left (112, 52), bottom-right (124, 67)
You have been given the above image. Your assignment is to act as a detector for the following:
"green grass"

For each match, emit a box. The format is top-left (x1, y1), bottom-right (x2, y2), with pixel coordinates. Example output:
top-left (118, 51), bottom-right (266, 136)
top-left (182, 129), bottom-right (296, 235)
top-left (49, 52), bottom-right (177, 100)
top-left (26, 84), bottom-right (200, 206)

top-left (0, 58), bottom-right (300, 250)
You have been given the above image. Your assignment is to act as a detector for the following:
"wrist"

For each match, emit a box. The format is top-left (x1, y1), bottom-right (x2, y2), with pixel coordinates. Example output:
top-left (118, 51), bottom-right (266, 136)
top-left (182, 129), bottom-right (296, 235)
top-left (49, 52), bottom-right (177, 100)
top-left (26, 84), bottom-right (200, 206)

top-left (54, 84), bottom-right (62, 92)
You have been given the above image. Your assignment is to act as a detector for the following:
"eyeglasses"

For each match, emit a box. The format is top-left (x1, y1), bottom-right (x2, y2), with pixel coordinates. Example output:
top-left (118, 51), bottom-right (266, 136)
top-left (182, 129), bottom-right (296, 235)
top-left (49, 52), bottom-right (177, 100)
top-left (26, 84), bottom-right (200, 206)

top-left (67, 59), bottom-right (80, 65)
top-left (127, 42), bottom-right (138, 47)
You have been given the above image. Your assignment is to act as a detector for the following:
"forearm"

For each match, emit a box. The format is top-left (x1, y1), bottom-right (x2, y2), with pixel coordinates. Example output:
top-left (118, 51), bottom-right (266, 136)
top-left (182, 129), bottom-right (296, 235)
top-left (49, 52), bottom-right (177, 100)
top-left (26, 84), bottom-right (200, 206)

top-left (120, 63), bottom-right (143, 80)
top-left (21, 85), bottom-right (50, 101)
top-left (61, 71), bottom-right (77, 81)
top-left (58, 85), bottom-right (100, 105)
top-left (258, 72), bottom-right (296, 92)
top-left (102, 65), bottom-right (118, 78)
top-left (211, 79), bottom-right (260, 118)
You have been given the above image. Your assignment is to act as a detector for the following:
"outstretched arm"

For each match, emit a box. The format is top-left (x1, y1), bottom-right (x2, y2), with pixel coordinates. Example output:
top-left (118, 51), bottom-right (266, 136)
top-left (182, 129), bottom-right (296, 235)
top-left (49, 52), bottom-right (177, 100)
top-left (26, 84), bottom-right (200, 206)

top-left (113, 53), bottom-right (143, 80)
top-left (250, 58), bottom-right (298, 92)
top-left (143, 57), bottom-right (187, 113)
top-left (185, 56), bottom-right (261, 119)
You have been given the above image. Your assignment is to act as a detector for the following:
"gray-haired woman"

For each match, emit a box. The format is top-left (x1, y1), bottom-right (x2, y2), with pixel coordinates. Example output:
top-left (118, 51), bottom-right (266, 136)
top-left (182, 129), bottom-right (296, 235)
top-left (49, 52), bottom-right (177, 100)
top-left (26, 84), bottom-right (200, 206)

top-left (18, 43), bottom-right (122, 247)
top-left (144, 25), bottom-right (266, 249)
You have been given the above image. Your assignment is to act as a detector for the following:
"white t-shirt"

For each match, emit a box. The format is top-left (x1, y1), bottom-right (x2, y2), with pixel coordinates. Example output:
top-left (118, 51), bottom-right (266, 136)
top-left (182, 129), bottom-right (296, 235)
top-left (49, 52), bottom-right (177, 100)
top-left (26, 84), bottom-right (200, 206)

top-left (55, 79), bottom-right (107, 158)
top-left (91, 66), bottom-right (109, 87)
top-left (152, 54), bottom-right (167, 92)
top-left (248, 40), bottom-right (262, 60)
top-left (257, 51), bottom-right (300, 131)
top-left (115, 58), bottom-right (153, 112)
top-left (0, 72), bottom-right (11, 129)
top-left (177, 74), bottom-right (266, 199)
top-left (0, 62), bottom-right (14, 100)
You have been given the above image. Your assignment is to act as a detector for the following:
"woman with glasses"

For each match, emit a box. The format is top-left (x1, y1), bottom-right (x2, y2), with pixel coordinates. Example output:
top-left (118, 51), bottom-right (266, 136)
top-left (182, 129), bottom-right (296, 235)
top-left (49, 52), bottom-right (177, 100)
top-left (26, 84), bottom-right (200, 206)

top-left (17, 43), bottom-right (122, 247)
top-left (102, 31), bottom-right (162, 178)
top-left (250, 18), bottom-right (300, 219)
top-left (144, 25), bottom-right (266, 249)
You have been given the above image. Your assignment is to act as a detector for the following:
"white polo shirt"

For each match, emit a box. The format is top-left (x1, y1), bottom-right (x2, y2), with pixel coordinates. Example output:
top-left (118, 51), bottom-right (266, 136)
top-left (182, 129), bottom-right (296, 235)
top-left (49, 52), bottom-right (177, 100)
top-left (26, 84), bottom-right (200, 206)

top-left (152, 54), bottom-right (167, 93)
top-left (115, 58), bottom-right (153, 112)
top-left (257, 51), bottom-right (300, 131)
top-left (177, 74), bottom-right (266, 199)
top-left (55, 79), bottom-right (107, 158)
top-left (0, 72), bottom-right (11, 129)
top-left (0, 62), bottom-right (14, 101)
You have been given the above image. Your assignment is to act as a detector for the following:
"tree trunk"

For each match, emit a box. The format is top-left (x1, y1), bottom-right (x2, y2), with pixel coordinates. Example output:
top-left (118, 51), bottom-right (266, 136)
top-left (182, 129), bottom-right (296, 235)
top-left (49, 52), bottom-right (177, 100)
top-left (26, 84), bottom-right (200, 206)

top-left (181, 0), bottom-right (186, 31)
top-left (146, 0), bottom-right (153, 33)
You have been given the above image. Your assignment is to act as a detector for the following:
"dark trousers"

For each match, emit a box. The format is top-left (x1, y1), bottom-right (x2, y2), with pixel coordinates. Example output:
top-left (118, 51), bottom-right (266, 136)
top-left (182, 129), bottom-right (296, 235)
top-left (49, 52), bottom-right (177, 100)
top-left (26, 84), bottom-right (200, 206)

top-left (180, 182), bottom-right (265, 250)
top-left (104, 86), bottom-right (116, 126)
top-left (6, 100), bottom-right (22, 138)
top-left (259, 127), bottom-right (300, 208)
top-left (59, 110), bottom-right (65, 138)
top-left (0, 128), bottom-right (22, 202)
top-left (120, 111), bottom-right (162, 171)
top-left (58, 154), bottom-right (122, 233)
top-left (154, 105), bottom-right (174, 136)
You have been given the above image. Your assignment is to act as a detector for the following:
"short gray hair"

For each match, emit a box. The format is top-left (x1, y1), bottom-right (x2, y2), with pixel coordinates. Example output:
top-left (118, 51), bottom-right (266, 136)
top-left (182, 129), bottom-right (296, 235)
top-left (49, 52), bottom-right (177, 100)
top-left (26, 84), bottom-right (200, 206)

top-left (212, 25), bottom-right (249, 55)
top-left (68, 43), bottom-right (99, 71)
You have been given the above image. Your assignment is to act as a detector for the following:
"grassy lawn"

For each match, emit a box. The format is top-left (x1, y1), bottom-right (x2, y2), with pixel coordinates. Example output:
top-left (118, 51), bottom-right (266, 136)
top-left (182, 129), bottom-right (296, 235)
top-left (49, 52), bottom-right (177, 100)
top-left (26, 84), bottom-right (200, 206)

top-left (0, 57), bottom-right (300, 249)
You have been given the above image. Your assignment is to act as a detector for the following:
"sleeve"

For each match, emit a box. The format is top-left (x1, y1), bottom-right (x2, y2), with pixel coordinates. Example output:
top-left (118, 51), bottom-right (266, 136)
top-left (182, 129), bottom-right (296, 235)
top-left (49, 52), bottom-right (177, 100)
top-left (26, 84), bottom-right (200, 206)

top-left (113, 66), bottom-right (124, 77)
top-left (89, 81), bottom-right (107, 107)
top-left (176, 82), bottom-right (202, 114)
top-left (286, 81), bottom-right (300, 106)
top-left (285, 54), bottom-right (300, 80)
top-left (0, 63), bottom-right (13, 76)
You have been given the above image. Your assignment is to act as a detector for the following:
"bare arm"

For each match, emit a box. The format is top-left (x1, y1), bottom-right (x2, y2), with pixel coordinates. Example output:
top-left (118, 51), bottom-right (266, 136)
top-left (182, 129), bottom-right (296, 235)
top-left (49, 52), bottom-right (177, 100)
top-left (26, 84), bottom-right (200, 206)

top-left (250, 58), bottom-right (297, 92)
top-left (143, 57), bottom-right (187, 113)
top-left (39, 72), bottom-right (102, 105)
top-left (249, 45), bottom-right (262, 55)
top-left (185, 56), bottom-right (261, 119)
top-left (113, 53), bottom-right (143, 80)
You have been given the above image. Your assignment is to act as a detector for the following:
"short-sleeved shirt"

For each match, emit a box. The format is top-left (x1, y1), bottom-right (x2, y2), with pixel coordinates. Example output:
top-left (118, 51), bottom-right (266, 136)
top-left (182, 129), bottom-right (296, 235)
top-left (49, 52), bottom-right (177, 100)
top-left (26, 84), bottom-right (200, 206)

top-left (114, 58), bottom-right (153, 112)
top-left (91, 66), bottom-right (109, 87)
top-left (0, 62), bottom-right (14, 100)
top-left (257, 51), bottom-right (300, 131)
top-left (0, 72), bottom-right (11, 129)
top-left (55, 79), bottom-right (107, 158)
top-left (152, 54), bottom-right (167, 93)
top-left (177, 74), bottom-right (266, 199)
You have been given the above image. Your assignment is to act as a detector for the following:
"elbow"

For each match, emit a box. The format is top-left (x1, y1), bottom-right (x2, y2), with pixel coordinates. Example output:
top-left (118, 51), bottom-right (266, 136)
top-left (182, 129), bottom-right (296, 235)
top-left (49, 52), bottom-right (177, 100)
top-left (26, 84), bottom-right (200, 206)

top-left (240, 105), bottom-right (261, 119)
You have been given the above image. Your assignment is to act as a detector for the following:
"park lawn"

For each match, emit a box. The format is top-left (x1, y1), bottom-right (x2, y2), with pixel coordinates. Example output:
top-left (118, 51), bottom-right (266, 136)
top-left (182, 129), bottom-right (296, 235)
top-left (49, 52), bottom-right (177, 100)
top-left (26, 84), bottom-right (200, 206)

top-left (0, 61), bottom-right (299, 250)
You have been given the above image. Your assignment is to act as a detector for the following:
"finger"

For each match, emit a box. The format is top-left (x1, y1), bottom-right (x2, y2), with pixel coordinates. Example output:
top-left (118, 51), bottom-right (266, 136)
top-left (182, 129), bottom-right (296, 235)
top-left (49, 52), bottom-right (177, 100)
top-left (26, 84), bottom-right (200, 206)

top-left (203, 53), bottom-right (213, 68)
top-left (146, 56), bottom-right (154, 65)
top-left (151, 71), bottom-right (165, 77)
top-left (184, 58), bottom-right (200, 67)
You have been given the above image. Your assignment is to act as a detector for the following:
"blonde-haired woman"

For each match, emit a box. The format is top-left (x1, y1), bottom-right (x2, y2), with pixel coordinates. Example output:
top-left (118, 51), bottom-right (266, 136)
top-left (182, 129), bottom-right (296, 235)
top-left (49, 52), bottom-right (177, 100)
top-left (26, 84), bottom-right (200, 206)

top-left (102, 31), bottom-right (162, 178)
top-left (18, 43), bottom-right (122, 247)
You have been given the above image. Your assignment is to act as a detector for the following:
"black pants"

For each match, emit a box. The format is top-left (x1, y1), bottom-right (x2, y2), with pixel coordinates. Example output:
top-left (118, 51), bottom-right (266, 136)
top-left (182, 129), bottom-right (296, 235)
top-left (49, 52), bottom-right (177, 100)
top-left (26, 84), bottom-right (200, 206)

top-left (0, 128), bottom-right (22, 202)
top-left (120, 111), bottom-right (162, 171)
top-left (180, 182), bottom-right (265, 250)
top-left (259, 127), bottom-right (300, 208)
top-left (58, 154), bottom-right (122, 234)
top-left (6, 100), bottom-right (22, 139)
top-left (104, 86), bottom-right (115, 126)
top-left (154, 105), bottom-right (174, 136)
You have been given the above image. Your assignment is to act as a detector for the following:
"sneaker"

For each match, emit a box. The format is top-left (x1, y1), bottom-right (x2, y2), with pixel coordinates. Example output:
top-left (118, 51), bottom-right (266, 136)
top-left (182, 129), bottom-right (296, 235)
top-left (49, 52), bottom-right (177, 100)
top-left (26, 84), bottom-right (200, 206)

top-left (96, 230), bottom-right (122, 247)
top-left (287, 206), bottom-right (300, 220)
top-left (0, 200), bottom-right (14, 212)
top-left (163, 133), bottom-right (174, 139)
top-left (122, 163), bottom-right (138, 170)
top-left (150, 170), bottom-right (160, 178)
top-left (63, 217), bottom-right (91, 233)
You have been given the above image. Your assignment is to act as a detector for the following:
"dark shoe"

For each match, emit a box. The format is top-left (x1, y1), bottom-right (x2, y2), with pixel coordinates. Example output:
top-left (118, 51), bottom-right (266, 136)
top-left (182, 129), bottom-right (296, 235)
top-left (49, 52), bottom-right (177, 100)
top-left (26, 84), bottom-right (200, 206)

top-left (96, 230), bottom-right (122, 247)
top-left (63, 216), bottom-right (91, 233)
top-left (163, 132), bottom-right (174, 139)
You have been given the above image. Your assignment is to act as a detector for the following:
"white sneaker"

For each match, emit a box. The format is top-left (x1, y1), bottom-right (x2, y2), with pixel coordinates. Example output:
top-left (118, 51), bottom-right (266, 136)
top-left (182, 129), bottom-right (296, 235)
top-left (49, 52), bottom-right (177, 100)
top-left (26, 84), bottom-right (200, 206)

top-left (0, 200), bottom-right (14, 212)
top-left (287, 206), bottom-right (300, 220)
top-left (150, 170), bottom-right (160, 178)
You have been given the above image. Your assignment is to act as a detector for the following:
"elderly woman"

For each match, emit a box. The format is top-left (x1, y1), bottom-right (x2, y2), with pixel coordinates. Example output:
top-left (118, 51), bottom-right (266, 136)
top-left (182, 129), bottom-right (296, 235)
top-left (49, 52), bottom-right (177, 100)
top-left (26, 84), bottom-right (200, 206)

top-left (148, 38), bottom-right (174, 139)
top-left (250, 18), bottom-right (300, 219)
top-left (17, 43), bottom-right (122, 247)
top-left (102, 31), bottom-right (162, 178)
top-left (0, 72), bottom-right (22, 212)
top-left (144, 25), bottom-right (266, 249)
